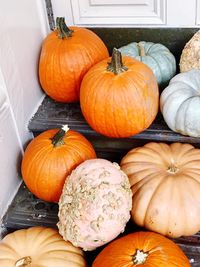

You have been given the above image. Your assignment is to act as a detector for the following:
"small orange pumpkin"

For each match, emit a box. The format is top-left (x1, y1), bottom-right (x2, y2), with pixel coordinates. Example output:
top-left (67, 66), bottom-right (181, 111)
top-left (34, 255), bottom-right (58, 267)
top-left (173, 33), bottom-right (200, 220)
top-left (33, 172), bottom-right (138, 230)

top-left (80, 48), bottom-right (159, 138)
top-left (21, 125), bottom-right (96, 202)
top-left (39, 17), bottom-right (109, 103)
top-left (92, 231), bottom-right (191, 267)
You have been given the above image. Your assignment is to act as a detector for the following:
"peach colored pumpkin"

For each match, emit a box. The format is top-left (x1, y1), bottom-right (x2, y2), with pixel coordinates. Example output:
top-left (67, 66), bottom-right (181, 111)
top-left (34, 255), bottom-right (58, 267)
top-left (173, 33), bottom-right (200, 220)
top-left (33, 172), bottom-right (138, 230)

top-left (0, 227), bottom-right (87, 267)
top-left (121, 142), bottom-right (200, 238)
top-left (58, 158), bottom-right (132, 251)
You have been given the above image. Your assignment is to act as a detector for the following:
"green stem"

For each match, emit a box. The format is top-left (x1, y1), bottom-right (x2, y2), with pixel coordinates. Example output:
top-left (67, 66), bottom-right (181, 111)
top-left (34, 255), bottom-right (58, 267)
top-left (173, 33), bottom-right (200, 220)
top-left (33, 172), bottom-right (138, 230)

top-left (51, 125), bottom-right (69, 147)
top-left (107, 48), bottom-right (128, 75)
top-left (56, 17), bottom-right (74, 39)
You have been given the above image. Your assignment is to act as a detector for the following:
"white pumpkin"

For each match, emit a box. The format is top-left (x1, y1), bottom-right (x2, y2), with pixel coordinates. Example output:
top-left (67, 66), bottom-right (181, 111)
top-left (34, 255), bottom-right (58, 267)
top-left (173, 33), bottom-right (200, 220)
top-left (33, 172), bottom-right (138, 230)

top-left (119, 41), bottom-right (176, 85)
top-left (160, 69), bottom-right (200, 137)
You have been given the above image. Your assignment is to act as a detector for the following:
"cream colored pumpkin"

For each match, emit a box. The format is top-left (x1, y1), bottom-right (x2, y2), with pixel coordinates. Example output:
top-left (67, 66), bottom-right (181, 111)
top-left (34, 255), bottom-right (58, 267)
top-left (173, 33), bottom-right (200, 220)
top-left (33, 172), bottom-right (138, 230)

top-left (0, 227), bottom-right (87, 267)
top-left (160, 69), bottom-right (200, 137)
top-left (120, 142), bottom-right (200, 238)
top-left (180, 30), bottom-right (200, 72)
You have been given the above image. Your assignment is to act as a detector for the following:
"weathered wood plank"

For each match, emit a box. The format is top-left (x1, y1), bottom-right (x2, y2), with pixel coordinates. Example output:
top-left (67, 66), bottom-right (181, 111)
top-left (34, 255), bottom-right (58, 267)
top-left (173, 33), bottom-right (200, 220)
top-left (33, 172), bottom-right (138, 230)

top-left (3, 183), bottom-right (200, 266)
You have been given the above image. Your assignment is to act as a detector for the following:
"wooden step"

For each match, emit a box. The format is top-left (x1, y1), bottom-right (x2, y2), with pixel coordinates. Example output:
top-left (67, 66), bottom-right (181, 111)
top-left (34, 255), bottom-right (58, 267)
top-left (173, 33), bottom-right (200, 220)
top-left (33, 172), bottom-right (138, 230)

top-left (4, 27), bottom-right (200, 266)
top-left (29, 96), bottom-right (200, 144)
top-left (2, 183), bottom-right (200, 266)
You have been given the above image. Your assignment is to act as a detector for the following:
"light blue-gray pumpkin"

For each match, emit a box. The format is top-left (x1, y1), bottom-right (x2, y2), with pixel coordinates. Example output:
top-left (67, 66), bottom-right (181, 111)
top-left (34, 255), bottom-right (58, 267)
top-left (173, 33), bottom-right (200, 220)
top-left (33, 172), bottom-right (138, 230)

top-left (119, 41), bottom-right (176, 85)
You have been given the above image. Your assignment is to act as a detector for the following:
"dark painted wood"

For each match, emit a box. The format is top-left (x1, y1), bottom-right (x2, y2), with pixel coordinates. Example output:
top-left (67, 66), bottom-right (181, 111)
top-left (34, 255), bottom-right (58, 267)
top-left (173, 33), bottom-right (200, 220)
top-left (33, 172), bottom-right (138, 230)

top-left (29, 96), bottom-right (200, 151)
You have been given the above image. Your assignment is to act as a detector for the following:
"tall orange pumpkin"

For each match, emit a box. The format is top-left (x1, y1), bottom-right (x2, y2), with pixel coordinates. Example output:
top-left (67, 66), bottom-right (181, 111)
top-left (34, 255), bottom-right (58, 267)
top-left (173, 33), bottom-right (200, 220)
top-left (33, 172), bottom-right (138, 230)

top-left (21, 125), bottom-right (96, 202)
top-left (92, 231), bottom-right (191, 267)
top-left (80, 48), bottom-right (159, 138)
top-left (39, 17), bottom-right (109, 103)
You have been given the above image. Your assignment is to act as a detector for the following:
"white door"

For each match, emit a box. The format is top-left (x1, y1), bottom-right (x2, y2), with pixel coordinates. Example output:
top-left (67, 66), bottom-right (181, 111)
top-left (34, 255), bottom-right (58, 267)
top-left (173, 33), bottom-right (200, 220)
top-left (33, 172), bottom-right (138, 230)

top-left (51, 0), bottom-right (199, 27)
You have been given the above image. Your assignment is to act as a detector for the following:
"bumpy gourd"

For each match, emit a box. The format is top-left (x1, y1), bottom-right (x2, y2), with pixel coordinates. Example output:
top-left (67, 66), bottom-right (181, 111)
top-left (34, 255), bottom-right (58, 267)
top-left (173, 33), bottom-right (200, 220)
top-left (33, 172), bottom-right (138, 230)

top-left (119, 41), bottom-right (176, 85)
top-left (58, 158), bottom-right (132, 251)
top-left (180, 30), bottom-right (200, 72)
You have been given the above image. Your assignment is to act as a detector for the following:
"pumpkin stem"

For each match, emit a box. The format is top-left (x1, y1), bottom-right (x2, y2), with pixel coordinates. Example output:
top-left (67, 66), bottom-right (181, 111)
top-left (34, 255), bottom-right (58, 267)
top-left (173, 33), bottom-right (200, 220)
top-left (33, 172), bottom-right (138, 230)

top-left (132, 249), bottom-right (148, 265)
top-left (107, 48), bottom-right (128, 75)
top-left (51, 125), bottom-right (70, 147)
top-left (137, 43), bottom-right (146, 57)
top-left (15, 256), bottom-right (32, 267)
top-left (167, 164), bottom-right (179, 174)
top-left (56, 17), bottom-right (74, 39)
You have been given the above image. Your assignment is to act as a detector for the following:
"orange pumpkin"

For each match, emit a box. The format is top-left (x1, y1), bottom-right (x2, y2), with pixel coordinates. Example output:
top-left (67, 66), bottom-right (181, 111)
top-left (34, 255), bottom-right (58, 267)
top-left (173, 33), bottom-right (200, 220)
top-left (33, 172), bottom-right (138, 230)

top-left (39, 17), bottom-right (109, 103)
top-left (80, 48), bottom-right (159, 138)
top-left (0, 227), bottom-right (87, 267)
top-left (92, 231), bottom-right (191, 267)
top-left (121, 142), bottom-right (200, 238)
top-left (21, 125), bottom-right (96, 202)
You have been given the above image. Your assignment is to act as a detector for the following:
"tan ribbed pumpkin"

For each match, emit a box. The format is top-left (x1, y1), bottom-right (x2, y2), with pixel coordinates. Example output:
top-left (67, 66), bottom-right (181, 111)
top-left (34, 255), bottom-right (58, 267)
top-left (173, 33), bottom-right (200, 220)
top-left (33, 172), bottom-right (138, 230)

top-left (121, 142), bottom-right (200, 238)
top-left (0, 227), bottom-right (87, 267)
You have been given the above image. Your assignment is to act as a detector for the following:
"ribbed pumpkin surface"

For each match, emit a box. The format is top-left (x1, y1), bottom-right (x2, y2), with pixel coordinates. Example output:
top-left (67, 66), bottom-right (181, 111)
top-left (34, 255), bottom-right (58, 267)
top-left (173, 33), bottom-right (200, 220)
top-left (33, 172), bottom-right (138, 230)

top-left (80, 52), bottom-right (159, 138)
top-left (121, 142), bottom-right (200, 237)
top-left (0, 227), bottom-right (87, 267)
top-left (93, 231), bottom-right (190, 267)
top-left (21, 128), bottom-right (96, 202)
top-left (39, 25), bottom-right (109, 102)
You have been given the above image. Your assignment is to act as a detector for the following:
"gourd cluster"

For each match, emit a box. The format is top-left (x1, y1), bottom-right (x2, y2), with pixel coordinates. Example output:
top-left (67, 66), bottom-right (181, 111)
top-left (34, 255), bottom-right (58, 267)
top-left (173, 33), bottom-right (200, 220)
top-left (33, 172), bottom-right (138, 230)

top-left (1, 17), bottom-right (200, 267)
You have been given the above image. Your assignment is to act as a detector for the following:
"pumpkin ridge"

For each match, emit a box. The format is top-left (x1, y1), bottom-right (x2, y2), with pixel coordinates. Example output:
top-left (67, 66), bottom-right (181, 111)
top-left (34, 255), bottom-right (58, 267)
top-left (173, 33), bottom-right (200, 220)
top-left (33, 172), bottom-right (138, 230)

top-left (50, 39), bottom-right (61, 98)
top-left (57, 42), bottom-right (73, 101)
top-left (135, 146), bottom-right (168, 162)
top-left (152, 51), bottom-right (175, 77)
top-left (26, 226), bottom-right (50, 249)
top-left (37, 250), bottom-right (85, 262)
top-left (69, 48), bottom-right (80, 100)
top-left (143, 173), bottom-right (172, 228)
top-left (175, 96), bottom-right (195, 134)
top-left (81, 71), bottom-right (107, 134)
top-left (131, 170), bottom-right (167, 195)
top-left (40, 244), bottom-right (84, 256)
top-left (180, 172), bottom-right (200, 184)
top-left (22, 144), bottom-right (52, 197)
top-left (96, 77), bottom-right (113, 135)
top-left (143, 54), bottom-right (163, 82)
top-left (171, 77), bottom-right (199, 92)
top-left (122, 73), bottom-right (147, 130)
top-left (0, 242), bottom-right (19, 258)
top-left (151, 54), bottom-right (170, 84)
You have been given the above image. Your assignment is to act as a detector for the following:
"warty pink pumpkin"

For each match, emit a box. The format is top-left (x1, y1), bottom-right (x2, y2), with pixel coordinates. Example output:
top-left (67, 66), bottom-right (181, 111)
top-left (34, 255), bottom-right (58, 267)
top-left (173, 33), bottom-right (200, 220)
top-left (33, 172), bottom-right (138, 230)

top-left (57, 158), bottom-right (132, 251)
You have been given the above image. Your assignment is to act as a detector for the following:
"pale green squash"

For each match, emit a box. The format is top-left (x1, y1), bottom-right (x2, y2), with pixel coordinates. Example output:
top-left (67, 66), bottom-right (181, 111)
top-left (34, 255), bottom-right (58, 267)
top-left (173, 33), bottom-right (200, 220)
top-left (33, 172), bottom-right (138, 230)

top-left (160, 69), bottom-right (200, 137)
top-left (119, 41), bottom-right (176, 85)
